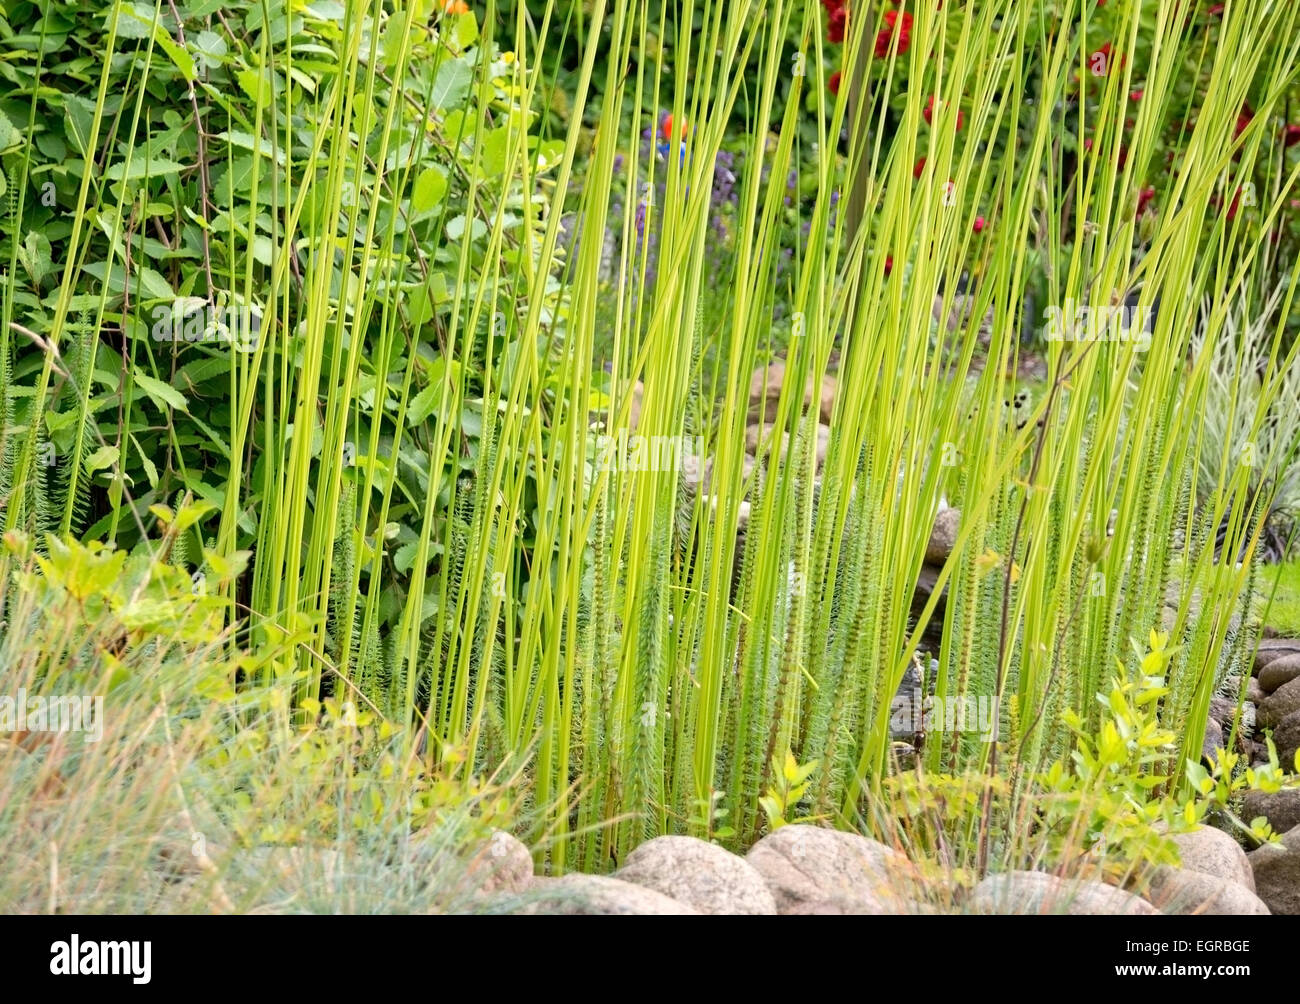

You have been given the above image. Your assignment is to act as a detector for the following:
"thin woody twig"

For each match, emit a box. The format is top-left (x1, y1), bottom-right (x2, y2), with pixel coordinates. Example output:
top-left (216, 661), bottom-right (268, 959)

top-left (164, 0), bottom-right (216, 301)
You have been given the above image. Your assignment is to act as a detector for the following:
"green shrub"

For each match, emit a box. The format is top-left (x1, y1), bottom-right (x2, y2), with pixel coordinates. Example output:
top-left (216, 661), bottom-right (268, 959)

top-left (0, 528), bottom-right (522, 913)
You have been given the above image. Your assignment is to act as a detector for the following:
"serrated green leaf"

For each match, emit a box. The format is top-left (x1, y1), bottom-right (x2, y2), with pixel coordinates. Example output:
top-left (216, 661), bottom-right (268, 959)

top-left (102, 158), bottom-right (186, 183)
top-left (412, 165), bottom-right (449, 212)
top-left (133, 371), bottom-right (189, 413)
top-left (85, 445), bottom-right (119, 472)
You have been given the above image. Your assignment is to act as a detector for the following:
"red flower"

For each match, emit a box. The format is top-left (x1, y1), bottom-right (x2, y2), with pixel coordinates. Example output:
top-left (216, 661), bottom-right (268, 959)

top-left (884, 255), bottom-right (894, 276)
top-left (1091, 42), bottom-right (1112, 76)
top-left (923, 95), bottom-right (964, 129)
top-left (1234, 104), bottom-right (1253, 140)
top-left (1137, 186), bottom-right (1156, 215)
top-left (1208, 3), bottom-right (1225, 15)
top-left (874, 10), bottom-right (913, 57)
top-left (1284, 124), bottom-right (1300, 147)
top-left (1087, 41), bottom-right (1128, 78)
top-left (1083, 137), bottom-right (1094, 152)
top-left (829, 71), bottom-right (842, 96)
top-left (661, 114), bottom-right (686, 141)
top-left (829, 6), bottom-right (848, 44)
top-left (913, 157), bottom-right (927, 179)
top-left (973, 216), bottom-right (986, 234)
top-left (1130, 88), bottom-right (1144, 102)
top-left (1213, 188), bottom-right (1245, 220)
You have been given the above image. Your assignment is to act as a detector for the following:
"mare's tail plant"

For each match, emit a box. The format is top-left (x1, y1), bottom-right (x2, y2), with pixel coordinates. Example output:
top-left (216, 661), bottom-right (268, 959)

top-left (4, 0), bottom-right (1300, 877)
